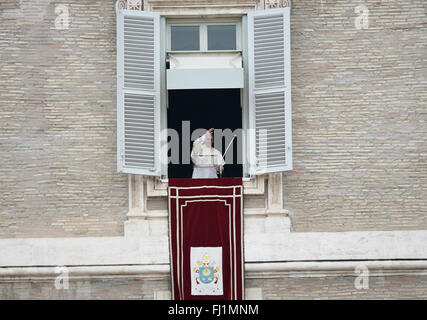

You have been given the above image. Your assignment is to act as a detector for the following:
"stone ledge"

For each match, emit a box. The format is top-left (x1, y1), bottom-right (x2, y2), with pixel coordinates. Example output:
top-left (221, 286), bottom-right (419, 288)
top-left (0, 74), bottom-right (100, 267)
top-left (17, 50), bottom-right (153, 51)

top-left (1, 260), bottom-right (425, 281)
top-left (1, 230), bottom-right (425, 268)
top-left (146, 175), bottom-right (265, 197)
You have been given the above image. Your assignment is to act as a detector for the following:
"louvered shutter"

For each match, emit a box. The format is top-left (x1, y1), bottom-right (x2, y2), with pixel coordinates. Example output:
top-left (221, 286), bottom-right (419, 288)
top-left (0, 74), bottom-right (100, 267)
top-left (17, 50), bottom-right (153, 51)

top-left (247, 8), bottom-right (292, 175)
top-left (117, 10), bottom-right (161, 176)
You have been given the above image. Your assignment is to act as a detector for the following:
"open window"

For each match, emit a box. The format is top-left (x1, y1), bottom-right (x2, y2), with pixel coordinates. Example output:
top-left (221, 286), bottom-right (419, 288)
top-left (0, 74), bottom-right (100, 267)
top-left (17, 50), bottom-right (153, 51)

top-left (167, 89), bottom-right (243, 178)
top-left (116, 8), bottom-right (292, 178)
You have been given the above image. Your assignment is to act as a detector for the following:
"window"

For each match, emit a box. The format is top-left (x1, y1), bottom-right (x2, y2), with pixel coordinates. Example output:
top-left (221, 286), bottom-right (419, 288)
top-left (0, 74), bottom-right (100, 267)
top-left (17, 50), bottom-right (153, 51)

top-left (208, 25), bottom-right (236, 50)
top-left (116, 8), bottom-right (292, 178)
top-left (167, 89), bottom-right (243, 178)
top-left (170, 25), bottom-right (200, 51)
top-left (167, 20), bottom-right (241, 52)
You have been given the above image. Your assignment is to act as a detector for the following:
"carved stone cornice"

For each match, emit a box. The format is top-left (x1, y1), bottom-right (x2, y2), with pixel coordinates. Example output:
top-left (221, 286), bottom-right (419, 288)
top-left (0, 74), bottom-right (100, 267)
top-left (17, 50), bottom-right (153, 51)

top-left (116, 0), bottom-right (290, 15)
top-left (264, 0), bottom-right (291, 8)
top-left (116, 0), bottom-right (143, 10)
top-left (130, 0), bottom-right (263, 15)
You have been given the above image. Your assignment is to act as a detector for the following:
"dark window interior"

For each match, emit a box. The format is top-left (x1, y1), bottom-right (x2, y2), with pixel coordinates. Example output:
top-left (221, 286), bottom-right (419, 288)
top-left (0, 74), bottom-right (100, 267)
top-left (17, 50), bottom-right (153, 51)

top-left (167, 89), bottom-right (243, 178)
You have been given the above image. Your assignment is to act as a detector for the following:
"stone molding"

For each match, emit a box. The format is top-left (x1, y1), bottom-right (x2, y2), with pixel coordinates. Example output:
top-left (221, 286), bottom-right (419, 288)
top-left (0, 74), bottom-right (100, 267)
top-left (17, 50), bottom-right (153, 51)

top-left (116, 0), bottom-right (143, 11)
top-left (115, 0), bottom-right (291, 14)
top-left (1, 260), bottom-right (426, 281)
top-left (145, 175), bottom-right (265, 198)
top-left (1, 230), bottom-right (425, 268)
top-left (116, 0), bottom-right (264, 15)
top-left (264, 0), bottom-right (291, 9)
top-left (116, 0), bottom-right (292, 11)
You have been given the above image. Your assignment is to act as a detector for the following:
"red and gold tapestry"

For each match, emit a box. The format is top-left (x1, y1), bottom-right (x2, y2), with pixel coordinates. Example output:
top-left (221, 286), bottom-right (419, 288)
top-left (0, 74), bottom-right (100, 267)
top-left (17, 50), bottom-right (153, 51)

top-left (168, 178), bottom-right (244, 300)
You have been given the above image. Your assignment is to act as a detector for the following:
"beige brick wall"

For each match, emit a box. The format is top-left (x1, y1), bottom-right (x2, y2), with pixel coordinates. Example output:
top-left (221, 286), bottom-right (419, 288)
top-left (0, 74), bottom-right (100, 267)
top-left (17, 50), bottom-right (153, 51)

top-left (0, 1), bottom-right (128, 238)
top-left (1, 274), bottom-right (425, 299)
top-left (0, 278), bottom-right (170, 300)
top-left (0, 0), bottom-right (425, 238)
top-left (247, 274), bottom-right (427, 300)
top-left (285, 0), bottom-right (427, 232)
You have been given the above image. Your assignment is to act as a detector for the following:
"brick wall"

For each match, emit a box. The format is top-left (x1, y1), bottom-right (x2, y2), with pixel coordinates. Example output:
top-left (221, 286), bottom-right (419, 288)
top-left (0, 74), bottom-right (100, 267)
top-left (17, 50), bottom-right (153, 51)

top-left (285, 0), bottom-right (427, 232)
top-left (0, 0), bottom-right (426, 238)
top-left (0, 277), bottom-right (170, 300)
top-left (247, 274), bottom-right (427, 300)
top-left (1, 274), bottom-right (425, 299)
top-left (0, 0), bottom-right (128, 238)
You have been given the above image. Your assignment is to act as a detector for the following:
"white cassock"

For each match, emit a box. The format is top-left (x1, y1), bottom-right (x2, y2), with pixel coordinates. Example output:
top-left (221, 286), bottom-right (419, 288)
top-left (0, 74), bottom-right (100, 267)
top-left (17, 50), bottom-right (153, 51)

top-left (191, 134), bottom-right (225, 179)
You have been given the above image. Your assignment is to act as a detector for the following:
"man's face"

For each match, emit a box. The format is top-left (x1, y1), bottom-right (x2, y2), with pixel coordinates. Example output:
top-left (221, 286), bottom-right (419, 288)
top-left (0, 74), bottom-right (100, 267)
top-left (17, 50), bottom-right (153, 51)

top-left (205, 133), bottom-right (213, 146)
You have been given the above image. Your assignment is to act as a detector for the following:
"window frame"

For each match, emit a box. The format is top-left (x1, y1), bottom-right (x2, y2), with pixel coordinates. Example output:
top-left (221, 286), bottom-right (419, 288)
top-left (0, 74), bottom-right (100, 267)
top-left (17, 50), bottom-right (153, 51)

top-left (166, 18), bottom-right (242, 53)
top-left (163, 17), bottom-right (247, 179)
top-left (116, 9), bottom-right (291, 179)
top-left (169, 24), bottom-right (201, 52)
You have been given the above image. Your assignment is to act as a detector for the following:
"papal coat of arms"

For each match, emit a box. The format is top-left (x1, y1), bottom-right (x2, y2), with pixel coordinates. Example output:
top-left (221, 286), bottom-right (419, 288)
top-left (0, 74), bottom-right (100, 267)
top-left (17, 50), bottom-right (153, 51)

top-left (190, 247), bottom-right (223, 295)
top-left (194, 254), bottom-right (220, 284)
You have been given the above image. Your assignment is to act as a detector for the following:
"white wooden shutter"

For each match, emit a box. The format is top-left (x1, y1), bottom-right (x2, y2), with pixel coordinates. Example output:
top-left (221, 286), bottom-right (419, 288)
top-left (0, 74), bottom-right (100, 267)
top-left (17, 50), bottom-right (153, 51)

top-left (247, 8), bottom-right (292, 175)
top-left (117, 10), bottom-right (161, 176)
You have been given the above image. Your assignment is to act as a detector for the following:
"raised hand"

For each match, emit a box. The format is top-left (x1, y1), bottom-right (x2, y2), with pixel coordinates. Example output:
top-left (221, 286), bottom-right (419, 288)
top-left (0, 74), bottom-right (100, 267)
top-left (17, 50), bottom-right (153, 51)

top-left (205, 128), bottom-right (214, 147)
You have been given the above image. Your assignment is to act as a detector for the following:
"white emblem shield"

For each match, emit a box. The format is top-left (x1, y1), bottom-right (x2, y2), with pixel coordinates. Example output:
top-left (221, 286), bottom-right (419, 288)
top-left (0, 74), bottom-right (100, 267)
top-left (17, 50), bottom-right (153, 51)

top-left (190, 247), bottom-right (223, 296)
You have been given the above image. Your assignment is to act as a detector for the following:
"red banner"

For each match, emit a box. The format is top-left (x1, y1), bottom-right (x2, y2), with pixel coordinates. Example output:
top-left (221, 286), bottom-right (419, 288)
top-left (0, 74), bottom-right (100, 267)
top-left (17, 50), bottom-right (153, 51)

top-left (168, 178), bottom-right (244, 300)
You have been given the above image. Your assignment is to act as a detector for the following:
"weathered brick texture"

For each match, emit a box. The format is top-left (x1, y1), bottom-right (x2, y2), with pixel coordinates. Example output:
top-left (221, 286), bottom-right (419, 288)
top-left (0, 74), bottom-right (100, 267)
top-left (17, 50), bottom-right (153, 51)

top-left (0, 0), bottom-right (426, 238)
top-left (247, 274), bottom-right (427, 300)
top-left (0, 277), bottom-right (171, 300)
top-left (0, 1), bottom-right (128, 238)
top-left (285, 0), bottom-right (427, 232)
top-left (1, 274), bottom-right (425, 299)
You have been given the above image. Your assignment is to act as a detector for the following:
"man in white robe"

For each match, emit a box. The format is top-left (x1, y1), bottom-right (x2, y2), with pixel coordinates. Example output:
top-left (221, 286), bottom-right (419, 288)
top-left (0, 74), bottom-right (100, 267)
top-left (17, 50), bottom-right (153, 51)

top-left (191, 128), bottom-right (225, 179)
